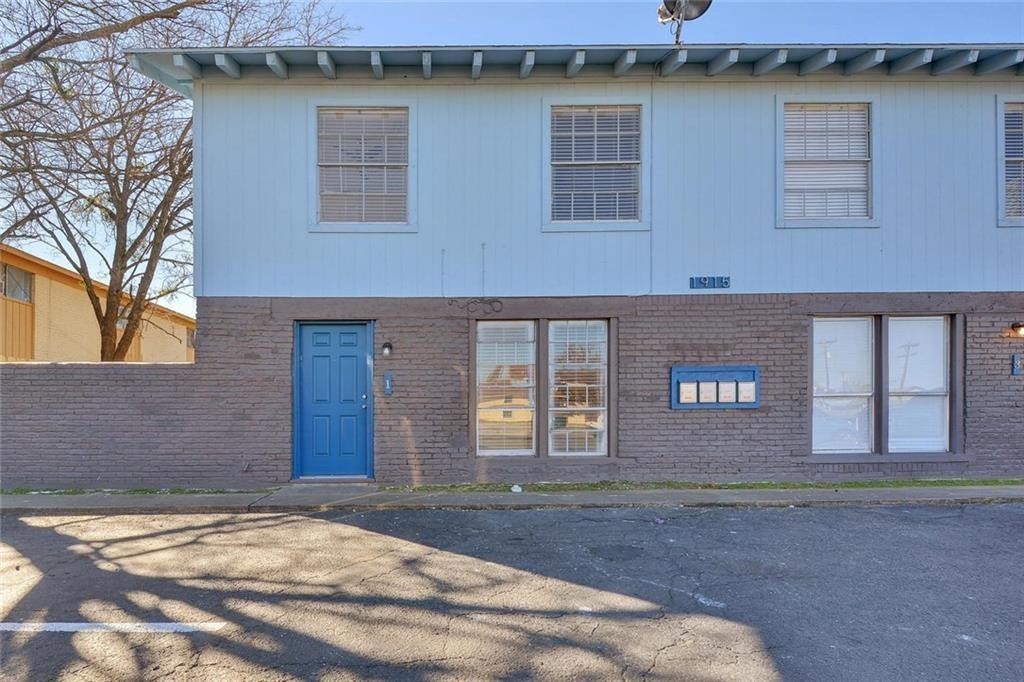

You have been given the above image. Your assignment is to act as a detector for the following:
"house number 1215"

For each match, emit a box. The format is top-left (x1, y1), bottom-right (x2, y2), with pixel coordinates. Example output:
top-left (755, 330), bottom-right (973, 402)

top-left (689, 276), bottom-right (730, 289)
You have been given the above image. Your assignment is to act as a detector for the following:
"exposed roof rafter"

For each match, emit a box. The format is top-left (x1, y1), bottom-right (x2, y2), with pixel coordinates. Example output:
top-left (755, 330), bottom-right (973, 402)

top-left (421, 51), bottom-right (432, 79)
top-left (471, 51), bottom-right (483, 79)
top-left (889, 48), bottom-right (934, 74)
top-left (316, 51), bottom-right (336, 78)
top-left (519, 50), bottom-right (535, 78)
top-left (265, 52), bottom-right (288, 79)
top-left (172, 53), bottom-right (201, 78)
top-left (613, 49), bottom-right (637, 76)
top-left (214, 53), bottom-right (240, 78)
top-left (844, 49), bottom-right (885, 75)
top-left (370, 50), bottom-right (383, 79)
top-left (752, 49), bottom-right (788, 76)
top-left (566, 49), bottom-right (586, 77)
top-left (931, 49), bottom-right (979, 75)
top-left (706, 49), bottom-right (738, 76)
top-left (799, 48), bottom-right (837, 75)
top-left (658, 49), bottom-right (687, 76)
top-left (130, 54), bottom-right (191, 95)
top-left (976, 49), bottom-right (1024, 75)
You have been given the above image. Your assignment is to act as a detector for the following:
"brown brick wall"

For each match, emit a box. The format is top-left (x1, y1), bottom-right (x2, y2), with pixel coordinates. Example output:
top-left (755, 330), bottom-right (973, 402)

top-left (0, 298), bottom-right (293, 489)
top-left (964, 315), bottom-right (1024, 472)
top-left (616, 294), bottom-right (810, 481)
top-left (372, 316), bottom-right (473, 485)
top-left (2, 293), bottom-right (1022, 488)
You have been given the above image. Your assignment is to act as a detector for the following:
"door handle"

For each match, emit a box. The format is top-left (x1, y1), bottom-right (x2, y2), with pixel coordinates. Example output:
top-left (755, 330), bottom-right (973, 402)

top-left (361, 404), bottom-right (367, 409)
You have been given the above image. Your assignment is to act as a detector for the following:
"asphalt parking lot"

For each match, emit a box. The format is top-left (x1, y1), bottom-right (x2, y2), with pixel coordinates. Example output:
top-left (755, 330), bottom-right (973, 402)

top-left (2, 504), bottom-right (1023, 680)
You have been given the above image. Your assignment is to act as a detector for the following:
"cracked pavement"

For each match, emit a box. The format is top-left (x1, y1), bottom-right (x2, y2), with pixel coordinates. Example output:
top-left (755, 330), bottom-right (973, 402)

top-left (2, 504), bottom-right (1023, 680)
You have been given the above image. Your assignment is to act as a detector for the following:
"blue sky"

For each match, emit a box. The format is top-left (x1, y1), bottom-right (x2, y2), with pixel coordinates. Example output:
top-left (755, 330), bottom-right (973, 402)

top-left (341, 1), bottom-right (1024, 45)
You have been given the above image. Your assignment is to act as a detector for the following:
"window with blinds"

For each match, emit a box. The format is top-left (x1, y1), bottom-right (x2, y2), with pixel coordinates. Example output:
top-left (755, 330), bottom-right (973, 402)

top-left (1005, 103), bottom-right (1024, 218)
top-left (317, 107), bottom-right (408, 223)
top-left (476, 321), bottom-right (536, 456)
top-left (551, 105), bottom-right (641, 222)
top-left (784, 103), bottom-right (871, 220)
top-left (549, 320), bottom-right (608, 455)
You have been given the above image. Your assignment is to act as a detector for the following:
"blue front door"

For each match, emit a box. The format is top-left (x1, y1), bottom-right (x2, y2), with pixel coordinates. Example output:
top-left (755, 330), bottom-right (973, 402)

top-left (296, 323), bottom-right (372, 477)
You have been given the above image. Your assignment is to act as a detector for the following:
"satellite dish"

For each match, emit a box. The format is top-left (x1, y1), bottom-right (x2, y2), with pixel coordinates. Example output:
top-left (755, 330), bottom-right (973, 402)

top-left (657, 0), bottom-right (714, 44)
top-left (658, 0), bottom-right (713, 22)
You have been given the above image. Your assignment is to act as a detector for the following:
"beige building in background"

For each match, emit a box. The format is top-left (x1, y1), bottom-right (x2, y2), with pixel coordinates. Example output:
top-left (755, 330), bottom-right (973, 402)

top-left (1, 244), bottom-right (195, 362)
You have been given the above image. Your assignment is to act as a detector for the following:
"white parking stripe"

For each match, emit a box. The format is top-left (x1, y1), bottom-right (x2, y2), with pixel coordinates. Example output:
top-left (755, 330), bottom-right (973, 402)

top-left (0, 622), bottom-right (226, 633)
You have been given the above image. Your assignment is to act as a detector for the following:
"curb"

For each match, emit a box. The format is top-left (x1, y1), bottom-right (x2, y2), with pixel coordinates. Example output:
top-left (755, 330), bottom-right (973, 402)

top-left (3, 494), bottom-right (1022, 515)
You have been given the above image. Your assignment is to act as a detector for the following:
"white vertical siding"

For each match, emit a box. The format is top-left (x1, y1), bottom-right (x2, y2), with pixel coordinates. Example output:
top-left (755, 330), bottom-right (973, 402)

top-left (197, 76), bottom-right (1024, 297)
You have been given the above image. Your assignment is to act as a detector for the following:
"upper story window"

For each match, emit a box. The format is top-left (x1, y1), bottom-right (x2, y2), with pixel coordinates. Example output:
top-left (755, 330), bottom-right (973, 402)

top-left (0, 264), bottom-right (32, 303)
top-left (783, 102), bottom-right (872, 221)
top-left (550, 105), bottom-right (641, 223)
top-left (317, 107), bottom-right (408, 224)
top-left (1004, 102), bottom-right (1023, 221)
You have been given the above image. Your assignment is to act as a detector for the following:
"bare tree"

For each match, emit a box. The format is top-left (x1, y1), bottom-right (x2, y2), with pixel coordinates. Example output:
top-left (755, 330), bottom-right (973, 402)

top-left (0, 0), bottom-right (206, 74)
top-left (1, 1), bottom-right (351, 360)
top-left (9, 43), bottom-right (194, 360)
top-left (1, 2), bottom-right (209, 241)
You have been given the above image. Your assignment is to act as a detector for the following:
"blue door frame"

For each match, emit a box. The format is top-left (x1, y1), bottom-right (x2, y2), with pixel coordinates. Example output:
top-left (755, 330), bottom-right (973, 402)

top-left (293, 322), bottom-right (374, 478)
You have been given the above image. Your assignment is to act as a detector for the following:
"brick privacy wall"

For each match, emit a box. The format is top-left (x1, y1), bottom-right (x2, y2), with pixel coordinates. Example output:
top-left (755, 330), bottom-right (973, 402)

top-left (2, 294), bottom-right (1023, 488)
top-left (0, 298), bottom-right (293, 489)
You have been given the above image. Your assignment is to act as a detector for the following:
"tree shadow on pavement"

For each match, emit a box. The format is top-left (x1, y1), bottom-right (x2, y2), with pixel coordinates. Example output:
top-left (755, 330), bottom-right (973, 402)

top-left (0, 509), bottom-right (780, 680)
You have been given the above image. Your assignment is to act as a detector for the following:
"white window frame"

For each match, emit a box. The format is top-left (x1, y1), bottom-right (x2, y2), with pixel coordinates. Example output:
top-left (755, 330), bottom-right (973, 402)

top-left (307, 97), bottom-right (418, 233)
top-left (811, 317), bottom-right (875, 454)
top-left (887, 316), bottom-right (950, 454)
top-left (541, 95), bottom-right (652, 232)
top-left (475, 320), bottom-right (538, 457)
top-left (997, 95), bottom-right (1024, 228)
top-left (548, 319), bottom-right (609, 457)
top-left (776, 94), bottom-right (881, 229)
top-left (811, 315), bottom-right (957, 457)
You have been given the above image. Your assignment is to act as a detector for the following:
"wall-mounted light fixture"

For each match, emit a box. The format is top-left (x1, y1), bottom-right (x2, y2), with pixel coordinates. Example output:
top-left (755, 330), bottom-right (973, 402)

top-left (1011, 323), bottom-right (1024, 338)
top-left (381, 342), bottom-right (393, 357)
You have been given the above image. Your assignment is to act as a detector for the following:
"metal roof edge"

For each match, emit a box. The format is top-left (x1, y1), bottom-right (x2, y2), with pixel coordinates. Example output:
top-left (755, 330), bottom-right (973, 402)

top-left (125, 42), bottom-right (1024, 55)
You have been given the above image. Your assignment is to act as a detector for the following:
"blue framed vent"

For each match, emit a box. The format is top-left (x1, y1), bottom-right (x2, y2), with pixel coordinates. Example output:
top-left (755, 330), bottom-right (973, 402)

top-left (670, 365), bottom-right (760, 410)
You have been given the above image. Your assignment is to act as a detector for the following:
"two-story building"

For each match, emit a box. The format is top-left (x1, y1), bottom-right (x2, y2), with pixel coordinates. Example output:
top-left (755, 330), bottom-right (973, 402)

top-left (2, 43), bottom-right (1020, 489)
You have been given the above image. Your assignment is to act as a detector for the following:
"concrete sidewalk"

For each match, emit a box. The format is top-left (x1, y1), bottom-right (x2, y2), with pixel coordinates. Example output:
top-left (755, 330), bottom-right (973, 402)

top-left (3, 483), bottom-right (1024, 514)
